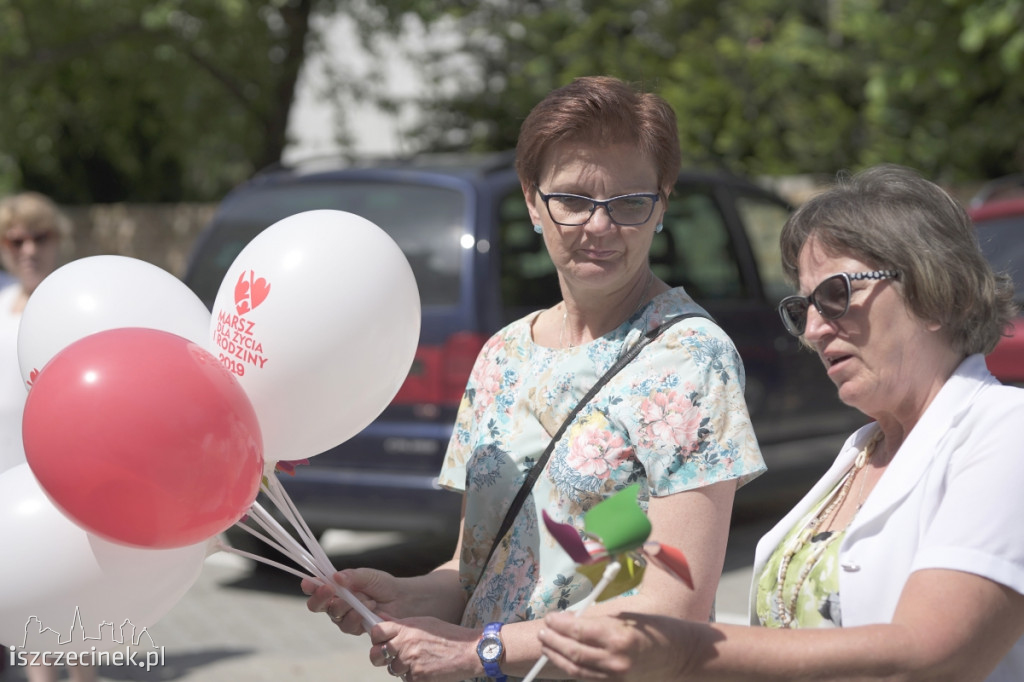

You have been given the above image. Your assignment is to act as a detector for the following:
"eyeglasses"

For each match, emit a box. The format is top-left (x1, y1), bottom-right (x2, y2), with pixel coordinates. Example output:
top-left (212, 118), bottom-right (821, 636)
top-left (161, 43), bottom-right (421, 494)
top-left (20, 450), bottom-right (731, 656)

top-left (778, 270), bottom-right (901, 336)
top-left (536, 188), bottom-right (660, 227)
top-left (3, 231), bottom-right (56, 250)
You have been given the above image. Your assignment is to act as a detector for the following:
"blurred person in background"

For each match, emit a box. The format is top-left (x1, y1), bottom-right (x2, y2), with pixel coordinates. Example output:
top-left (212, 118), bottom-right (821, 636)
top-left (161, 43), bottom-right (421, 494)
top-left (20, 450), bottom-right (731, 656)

top-left (0, 192), bottom-right (71, 474)
top-left (304, 75), bottom-right (765, 681)
top-left (0, 192), bottom-right (86, 682)
top-left (537, 164), bottom-right (1024, 681)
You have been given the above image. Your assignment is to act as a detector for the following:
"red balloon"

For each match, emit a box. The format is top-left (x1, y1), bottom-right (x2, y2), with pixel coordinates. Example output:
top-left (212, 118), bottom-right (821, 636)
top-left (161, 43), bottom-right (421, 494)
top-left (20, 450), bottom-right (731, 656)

top-left (24, 328), bottom-right (264, 548)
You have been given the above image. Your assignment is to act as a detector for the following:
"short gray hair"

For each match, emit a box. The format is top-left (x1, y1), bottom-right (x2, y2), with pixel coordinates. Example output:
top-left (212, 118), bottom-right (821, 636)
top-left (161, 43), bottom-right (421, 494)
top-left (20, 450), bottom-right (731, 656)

top-left (780, 164), bottom-right (1017, 356)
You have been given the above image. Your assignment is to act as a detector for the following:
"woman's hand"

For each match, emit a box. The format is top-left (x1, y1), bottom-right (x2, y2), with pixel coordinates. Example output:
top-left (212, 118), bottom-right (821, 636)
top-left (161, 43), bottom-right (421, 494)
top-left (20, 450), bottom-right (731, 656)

top-left (368, 617), bottom-right (481, 682)
top-left (302, 568), bottom-right (407, 635)
top-left (538, 611), bottom-right (688, 681)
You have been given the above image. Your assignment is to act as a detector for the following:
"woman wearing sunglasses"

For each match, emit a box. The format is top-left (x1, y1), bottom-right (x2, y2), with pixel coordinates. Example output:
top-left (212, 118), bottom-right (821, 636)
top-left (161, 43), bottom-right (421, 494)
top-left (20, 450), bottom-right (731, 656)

top-left (0, 192), bottom-right (70, 476)
top-left (0, 193), bottom-right (92, 682)
top-left (537, 164), bottom-right (1024, 681)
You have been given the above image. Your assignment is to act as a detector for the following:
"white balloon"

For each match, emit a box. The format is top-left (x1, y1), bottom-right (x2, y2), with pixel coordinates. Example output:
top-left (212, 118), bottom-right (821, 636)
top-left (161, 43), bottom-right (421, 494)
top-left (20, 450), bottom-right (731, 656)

top-left (209, 209), bottom-right (421, 463)
top-left (18, 255), bottom-right (211, 387)
top-left (0, 464), bottom-right (207, 652)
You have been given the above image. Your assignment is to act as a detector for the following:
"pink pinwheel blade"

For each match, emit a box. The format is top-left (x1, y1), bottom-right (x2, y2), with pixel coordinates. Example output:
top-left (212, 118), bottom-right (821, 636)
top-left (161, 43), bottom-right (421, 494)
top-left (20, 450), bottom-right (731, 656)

top-left (542, 510), bottom-right (595, 564)
top-left (643, 542), bottom-right (694, 589)
top-left (275, 458), bottom-right (310, 476)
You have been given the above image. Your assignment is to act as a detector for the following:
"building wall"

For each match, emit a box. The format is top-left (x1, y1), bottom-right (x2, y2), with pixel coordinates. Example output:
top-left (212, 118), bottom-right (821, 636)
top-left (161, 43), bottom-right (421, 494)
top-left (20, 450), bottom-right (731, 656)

top-left (61, 203), bottom-right (217, 279)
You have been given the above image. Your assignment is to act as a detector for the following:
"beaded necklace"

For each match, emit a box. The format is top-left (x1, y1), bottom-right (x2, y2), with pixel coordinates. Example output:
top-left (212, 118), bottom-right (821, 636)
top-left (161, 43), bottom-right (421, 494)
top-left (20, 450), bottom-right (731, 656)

top-left (773, 427), bottom-right (884, 627)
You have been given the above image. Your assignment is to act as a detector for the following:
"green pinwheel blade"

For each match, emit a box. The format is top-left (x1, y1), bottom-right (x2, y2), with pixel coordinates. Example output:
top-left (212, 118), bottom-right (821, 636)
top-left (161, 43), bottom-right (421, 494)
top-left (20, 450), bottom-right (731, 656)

top-left (583, 484), bottom-right (651, 555)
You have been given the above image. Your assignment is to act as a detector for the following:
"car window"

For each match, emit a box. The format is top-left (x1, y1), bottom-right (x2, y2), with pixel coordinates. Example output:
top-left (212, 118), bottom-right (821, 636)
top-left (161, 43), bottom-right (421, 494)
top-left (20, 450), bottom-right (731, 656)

top-left (498, 190), bottom-right (559, 311)
top-left (735, 192), bottom-right (794, 302)
top-left (187, 181), bottom-right (466, 307)
top-left (660, 185), bottom-right (744, 299)
top-left (976, 215), bottom-right (1024, 301)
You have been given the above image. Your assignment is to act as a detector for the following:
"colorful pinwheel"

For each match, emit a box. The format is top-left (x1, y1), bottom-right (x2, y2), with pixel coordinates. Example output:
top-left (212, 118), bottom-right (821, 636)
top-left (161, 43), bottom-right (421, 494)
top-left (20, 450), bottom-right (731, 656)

top-left (542, 483), bottom-right (693, 598)
top-left (522, 484), bottom-right (693, 682)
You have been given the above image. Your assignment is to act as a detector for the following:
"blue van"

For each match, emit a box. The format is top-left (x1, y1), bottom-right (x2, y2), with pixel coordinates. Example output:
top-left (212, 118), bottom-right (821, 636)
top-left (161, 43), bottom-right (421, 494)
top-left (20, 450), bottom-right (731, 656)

top-left (183, 153), bottom-right (862, 549)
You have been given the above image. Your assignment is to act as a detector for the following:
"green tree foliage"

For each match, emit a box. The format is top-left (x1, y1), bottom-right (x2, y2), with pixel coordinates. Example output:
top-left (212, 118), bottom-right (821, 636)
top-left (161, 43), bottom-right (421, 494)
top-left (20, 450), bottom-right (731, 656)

top-left (2, 0), bottom-right (1021, 202)
top-left (850, 0), bottom-right (1024, 180)
top-left (0, 0), bottom-right (326, 202)
top-left (396, 0), bottom-right (1024, 181)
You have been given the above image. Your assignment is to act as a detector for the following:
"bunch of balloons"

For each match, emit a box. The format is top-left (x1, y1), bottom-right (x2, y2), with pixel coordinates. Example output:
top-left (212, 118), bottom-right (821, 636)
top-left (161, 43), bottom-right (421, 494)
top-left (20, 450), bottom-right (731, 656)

top-left (0, 210), bottom-right (421, 650)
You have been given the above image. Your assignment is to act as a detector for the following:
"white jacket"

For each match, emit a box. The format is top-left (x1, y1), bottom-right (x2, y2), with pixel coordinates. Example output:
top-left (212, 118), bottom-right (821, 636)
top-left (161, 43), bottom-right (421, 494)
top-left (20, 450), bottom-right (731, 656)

top-left (749, 355), bottom-right (1024, 681)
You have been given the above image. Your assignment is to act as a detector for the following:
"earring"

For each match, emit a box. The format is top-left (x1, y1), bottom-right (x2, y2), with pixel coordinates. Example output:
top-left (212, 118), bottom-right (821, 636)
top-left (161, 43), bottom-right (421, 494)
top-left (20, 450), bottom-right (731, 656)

top-left (655, 223), bottom-right (663, 234)
top-left (533, 224), bottom-right (543, 234)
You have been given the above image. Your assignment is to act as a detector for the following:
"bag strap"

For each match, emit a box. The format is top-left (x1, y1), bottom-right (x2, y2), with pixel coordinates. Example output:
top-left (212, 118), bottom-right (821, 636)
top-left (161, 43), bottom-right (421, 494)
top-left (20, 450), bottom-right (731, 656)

top-left (477, 311), bottom-right (707, 579)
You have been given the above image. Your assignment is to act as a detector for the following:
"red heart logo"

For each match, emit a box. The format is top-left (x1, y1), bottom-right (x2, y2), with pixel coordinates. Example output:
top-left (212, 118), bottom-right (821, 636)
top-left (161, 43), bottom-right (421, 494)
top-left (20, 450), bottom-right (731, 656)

top-left (234, 271), bottom-right (271, 315)
top-left (250, 276), bottom-right (271, 309)
top-left (234, 272), bottom-right (251, 315)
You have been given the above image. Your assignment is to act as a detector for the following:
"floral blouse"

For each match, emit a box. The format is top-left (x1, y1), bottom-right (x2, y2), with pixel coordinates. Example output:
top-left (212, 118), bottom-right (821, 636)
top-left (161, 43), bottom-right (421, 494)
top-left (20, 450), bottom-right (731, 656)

top-left (438, 288), bottom-right (766, 650)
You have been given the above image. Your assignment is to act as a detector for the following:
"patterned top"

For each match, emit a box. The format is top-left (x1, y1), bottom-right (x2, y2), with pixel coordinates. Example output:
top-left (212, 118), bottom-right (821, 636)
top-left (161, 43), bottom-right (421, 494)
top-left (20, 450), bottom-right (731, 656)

top-left (438, 287), bottom-right (765, 665)
top-left (755, 492), bottom-right (846, 628)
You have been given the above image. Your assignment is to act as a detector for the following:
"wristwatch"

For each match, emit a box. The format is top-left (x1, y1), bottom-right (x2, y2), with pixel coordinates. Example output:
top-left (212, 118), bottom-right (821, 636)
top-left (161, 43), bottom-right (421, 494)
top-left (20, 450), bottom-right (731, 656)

top-left (476, 621), bottom-right (507, 681)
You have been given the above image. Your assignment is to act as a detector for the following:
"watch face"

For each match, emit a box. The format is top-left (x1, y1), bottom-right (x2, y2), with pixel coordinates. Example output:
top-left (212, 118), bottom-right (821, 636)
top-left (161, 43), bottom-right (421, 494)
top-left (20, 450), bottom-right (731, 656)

top-left (481, 640), bottom-right (501, 660)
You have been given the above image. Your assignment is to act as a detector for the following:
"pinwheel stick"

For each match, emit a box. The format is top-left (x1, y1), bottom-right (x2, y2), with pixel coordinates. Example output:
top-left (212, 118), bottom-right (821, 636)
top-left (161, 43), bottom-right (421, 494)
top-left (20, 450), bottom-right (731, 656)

top-left (522, 559), bottom-right (623, 682)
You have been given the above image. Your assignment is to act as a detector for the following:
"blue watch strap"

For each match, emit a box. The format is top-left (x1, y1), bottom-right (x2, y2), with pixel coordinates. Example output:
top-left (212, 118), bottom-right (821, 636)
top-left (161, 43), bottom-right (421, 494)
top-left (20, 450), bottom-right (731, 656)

top-left (478, 622), bottom-right (506, 681)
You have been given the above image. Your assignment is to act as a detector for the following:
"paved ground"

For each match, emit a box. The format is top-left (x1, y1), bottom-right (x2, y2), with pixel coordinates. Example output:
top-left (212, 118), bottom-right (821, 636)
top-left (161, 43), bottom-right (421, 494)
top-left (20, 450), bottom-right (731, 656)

top-left (0, 516), bottom-right (779, 682)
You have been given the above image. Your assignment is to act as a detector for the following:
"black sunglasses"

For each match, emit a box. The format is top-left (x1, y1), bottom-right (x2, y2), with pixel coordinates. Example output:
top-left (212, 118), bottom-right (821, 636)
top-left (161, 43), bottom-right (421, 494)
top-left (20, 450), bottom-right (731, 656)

top-left (3, 231), bottom-right (56, 250)
top-left (778, 270), bottom-right (901, 336)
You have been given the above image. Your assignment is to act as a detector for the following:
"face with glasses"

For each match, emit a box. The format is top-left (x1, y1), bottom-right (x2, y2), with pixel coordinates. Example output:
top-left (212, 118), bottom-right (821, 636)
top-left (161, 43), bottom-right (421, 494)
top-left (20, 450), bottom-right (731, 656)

top-left (537, 189), bottom-right (660, 228)
top-left (778, 270), bottom-right (901, 337)
top-left (525, 141), bottom-right (666, 293)
top-left (790, 235), bottom-right (954, 419)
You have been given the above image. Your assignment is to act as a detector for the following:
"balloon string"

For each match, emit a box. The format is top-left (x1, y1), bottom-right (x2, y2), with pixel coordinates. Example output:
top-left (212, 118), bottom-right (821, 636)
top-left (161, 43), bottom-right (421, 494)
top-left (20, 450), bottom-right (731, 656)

top-left (263, 475), bottom-right (335, 571)
top-left (242, 502), bottom-right (325, 582)
top-left (249, 492), bottom-right (323, 573)
top-left (254, 480), bottom-right (375, 628)
top-left (214, 540), bottom-right (318, 582)
top-left (245, 502), bottom-right (323, 576)
top-left (233, 473), bottom-right (382, 631)
top-left (521, 560), bottom-right (622, 682)
top-left (244, 499), bottom-right (380, 629)
top-left (257, 478), bottom-right (380, 628)
top-left (231, 516), bottom-right (311, 567)
top-left (260, 476), bottom-right (316, 548)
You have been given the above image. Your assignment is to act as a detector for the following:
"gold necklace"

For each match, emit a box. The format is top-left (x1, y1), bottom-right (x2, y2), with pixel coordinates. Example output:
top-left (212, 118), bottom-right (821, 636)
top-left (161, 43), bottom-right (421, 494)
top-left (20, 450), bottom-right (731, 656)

top-left (773, 427), bottom-right (884, 627)
top-left (560, 270), bottom-right (654, 349)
